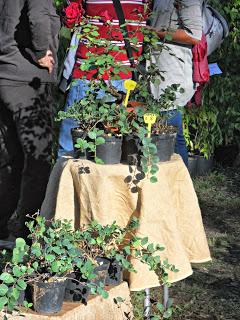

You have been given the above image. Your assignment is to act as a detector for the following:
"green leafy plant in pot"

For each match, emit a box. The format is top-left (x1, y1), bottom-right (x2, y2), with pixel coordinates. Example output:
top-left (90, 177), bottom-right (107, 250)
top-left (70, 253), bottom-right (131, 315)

top-left (0, 216), bottom-right (84, 316)
top-left (57, 19), bottom-right (132, 165)
top-left (183, 103), bottom-right (223, 176)
top-left (74, 217), bottom-right (179, 288)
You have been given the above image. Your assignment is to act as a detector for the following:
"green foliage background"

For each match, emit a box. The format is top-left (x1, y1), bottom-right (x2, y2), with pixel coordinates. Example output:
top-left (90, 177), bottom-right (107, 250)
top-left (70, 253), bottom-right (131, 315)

top-left (205, 0), bottom-right (240, 145)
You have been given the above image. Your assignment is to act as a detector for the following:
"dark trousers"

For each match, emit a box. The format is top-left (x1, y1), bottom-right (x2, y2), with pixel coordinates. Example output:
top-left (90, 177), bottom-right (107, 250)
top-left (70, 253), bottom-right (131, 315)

top-left (0, 80), bottom-right (53, 238)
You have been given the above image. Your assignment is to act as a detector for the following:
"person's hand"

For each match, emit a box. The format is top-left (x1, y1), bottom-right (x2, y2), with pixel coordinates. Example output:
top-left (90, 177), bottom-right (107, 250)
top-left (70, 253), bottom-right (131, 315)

top-left (37, 50), bottom-right (55, 74)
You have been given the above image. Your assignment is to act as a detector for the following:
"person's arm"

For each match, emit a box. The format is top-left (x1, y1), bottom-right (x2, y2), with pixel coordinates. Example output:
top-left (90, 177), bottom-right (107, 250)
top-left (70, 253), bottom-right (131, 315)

top-left (150, 0), bottom-right (203, 46)
top-left (148, 27), bottom-right (201, 45)
top-left (26, 0), bottom-right (52, 60)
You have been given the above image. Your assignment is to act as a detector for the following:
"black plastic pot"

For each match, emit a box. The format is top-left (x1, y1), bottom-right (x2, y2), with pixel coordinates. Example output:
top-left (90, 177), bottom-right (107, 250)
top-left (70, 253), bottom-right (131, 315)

top-left (188, 155), bottom-right (198, 178)
top-left (31, 280), bottom-right (66, 314)
top-left (121, 135), bottom-right (141, 165)
top-left (196, 155), bottom-right (213, 176)
top-left (105, 259), bottom-right (123, 286)
top-left (93, 257), bottom-right (110, 285)
top-left (65, 273), bottom-right (90, 304)
top-left (95, 135), bottom-right (122, 165)
top-left (17, 290), bottom-right (25, 306)
top-left (71, 128), bottom-right (87, 159)
top-left (151, 134), bottom-right (174, 162)
top-left (170, 133), bottom-right (177, 156)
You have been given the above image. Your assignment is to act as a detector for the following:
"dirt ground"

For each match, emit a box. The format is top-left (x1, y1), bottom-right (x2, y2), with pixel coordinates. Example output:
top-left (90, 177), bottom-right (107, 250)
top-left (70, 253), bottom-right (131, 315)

top-left (131, 167), bottom-right (240, 320)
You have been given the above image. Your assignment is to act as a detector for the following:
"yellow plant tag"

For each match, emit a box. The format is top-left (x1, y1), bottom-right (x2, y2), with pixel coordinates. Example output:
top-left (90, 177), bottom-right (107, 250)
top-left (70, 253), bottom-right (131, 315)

top-left (124, 80), bottom-right (137, 107)
top-left (144, 113), bottom-right (157, 138)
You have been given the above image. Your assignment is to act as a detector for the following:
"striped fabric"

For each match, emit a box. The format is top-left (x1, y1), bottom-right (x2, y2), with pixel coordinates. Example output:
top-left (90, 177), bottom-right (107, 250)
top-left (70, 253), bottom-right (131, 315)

top-left (72, 0), bottom-right (150, 80)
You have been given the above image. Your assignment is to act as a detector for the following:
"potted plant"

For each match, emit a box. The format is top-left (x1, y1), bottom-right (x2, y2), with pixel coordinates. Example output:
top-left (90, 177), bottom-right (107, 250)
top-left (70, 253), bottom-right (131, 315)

top-left (57, 18), bottom-right (181, 176)
top-left (74, 217), bottom-right (179, 287)
top-left (183, 103), bottom-right (223, 176)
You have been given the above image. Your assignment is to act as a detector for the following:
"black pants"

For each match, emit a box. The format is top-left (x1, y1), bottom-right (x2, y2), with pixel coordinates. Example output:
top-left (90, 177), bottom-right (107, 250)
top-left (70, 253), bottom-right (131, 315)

top-left (0, 80), bottom-right (53, 238)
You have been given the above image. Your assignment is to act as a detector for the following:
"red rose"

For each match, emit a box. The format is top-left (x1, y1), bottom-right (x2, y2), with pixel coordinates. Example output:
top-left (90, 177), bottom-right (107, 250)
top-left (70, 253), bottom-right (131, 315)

top-left (99, 10), bottom-right (113, 24)
top-left (62, 2), bottom-right (84, 28)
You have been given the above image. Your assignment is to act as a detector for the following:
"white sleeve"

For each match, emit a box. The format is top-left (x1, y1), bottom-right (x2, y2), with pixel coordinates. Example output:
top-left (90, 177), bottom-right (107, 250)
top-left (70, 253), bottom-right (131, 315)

top-left (180, 0), bottom-right (203, 40)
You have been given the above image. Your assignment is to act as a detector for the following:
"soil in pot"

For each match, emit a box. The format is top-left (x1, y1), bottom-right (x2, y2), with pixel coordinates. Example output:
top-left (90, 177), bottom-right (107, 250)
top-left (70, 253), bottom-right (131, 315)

top-left (105, 259), bottom-right (123, 286)
top-left (188, 155), bottom-right (198, 178)
top-left (151, 134), bottom-right (174, 162)
top-left (31, 279), bottom-right (66, 314)
top-left (94, 135), bottom-right (123, 165)
top-left (196, 155), bottom-right (213, 176)
top-left (121, 134), bottom-right (141, 165)
top-left (65, 273), bottom-right (90, 304)
top-left (71, 128), bottom-right (87, 159)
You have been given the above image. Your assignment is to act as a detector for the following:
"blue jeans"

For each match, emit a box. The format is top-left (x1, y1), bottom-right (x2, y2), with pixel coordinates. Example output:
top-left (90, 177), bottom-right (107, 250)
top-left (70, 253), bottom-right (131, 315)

top-left (58, 79), bottom-right (126, 157)
top-left (166, 110), bottom-right (188, 167)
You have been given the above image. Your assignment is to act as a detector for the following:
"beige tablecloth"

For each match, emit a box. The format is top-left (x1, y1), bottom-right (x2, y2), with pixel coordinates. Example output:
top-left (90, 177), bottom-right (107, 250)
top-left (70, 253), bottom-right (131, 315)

top-left (41, 154), bottom-right (211, 291)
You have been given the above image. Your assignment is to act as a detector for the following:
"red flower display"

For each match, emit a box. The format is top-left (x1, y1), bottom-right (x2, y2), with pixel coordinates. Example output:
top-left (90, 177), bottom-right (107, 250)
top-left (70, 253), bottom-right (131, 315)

top-left (62, 2), bottom-right (84, 28)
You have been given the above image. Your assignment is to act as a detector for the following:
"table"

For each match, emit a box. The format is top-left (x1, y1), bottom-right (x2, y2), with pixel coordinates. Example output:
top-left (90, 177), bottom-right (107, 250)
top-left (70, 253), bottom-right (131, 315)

top-left (4, 282), bottom-right (133, 320)
top-left (41, 154), bottom-right (211, 291)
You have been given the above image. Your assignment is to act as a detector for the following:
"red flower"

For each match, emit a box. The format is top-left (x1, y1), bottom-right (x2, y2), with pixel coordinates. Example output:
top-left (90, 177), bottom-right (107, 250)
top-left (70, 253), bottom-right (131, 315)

top-left (62, 2), bottom-right (84, 28)
top-left (99, 10), bottom-right (113, 24)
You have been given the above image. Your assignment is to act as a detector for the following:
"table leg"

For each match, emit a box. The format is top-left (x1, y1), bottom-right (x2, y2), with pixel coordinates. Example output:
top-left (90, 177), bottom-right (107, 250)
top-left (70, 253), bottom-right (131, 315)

top-left (163, 285), bottom-right (169, 308)
top-left (144, 288), bottom-right (151, 319)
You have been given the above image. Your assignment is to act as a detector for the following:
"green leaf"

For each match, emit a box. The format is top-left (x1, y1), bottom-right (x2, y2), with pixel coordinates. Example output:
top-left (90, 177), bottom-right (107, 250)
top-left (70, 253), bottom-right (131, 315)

top-left (11, 288), bottom-right (20, 301)
top-left (16, 279), bottom-right (27, 290)
top-left (166, 298), bottom-right (174, 308)
top-left (0, 296), bottom-right (8, 310)
top-left (15, 238), bottom-right (26, 248)
top-left (52, 246), bottom-right (62, 255)
top-left (141, 237), bottom-right (148, 246)
top-left (150, 165), bottom-right (159, 175)
top-left (147, 243), bottom-right (154, 253)
top-left (163, 308), bottom-right (172, 318)
top-left (32, 262), bottom-right (39, 270)
top-left (150, 176), bottom-right (158, 183)
top-left (45, 254), bottom-right (55, 262)
top-left (0, 284), bottom-right (8, 296)
top-left (88, 131), bottom-right (97, 140)
top-left (124, 246), bottom-right (131, 255)
top-left (114, 296), bottom-right (125, 303)
top-left (96, 137), bottom-right (105, 145)
top-left (95, 157), bottom-right (104, 164)
top-left (51, 261), bottom-right (59, 273)
top-left (12, 266), bottom-right (22, 277)
top-left (0, 273), bottom-right (14, 284)
top-left (156, 302), bottom-right (165, 313)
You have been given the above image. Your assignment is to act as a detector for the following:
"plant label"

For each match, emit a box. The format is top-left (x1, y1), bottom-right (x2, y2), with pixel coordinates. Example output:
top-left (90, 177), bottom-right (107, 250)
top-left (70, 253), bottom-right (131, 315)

top-left (124, 80), bottom-right (137, 107)
top-left (144, 113), bottom-right (157, 137)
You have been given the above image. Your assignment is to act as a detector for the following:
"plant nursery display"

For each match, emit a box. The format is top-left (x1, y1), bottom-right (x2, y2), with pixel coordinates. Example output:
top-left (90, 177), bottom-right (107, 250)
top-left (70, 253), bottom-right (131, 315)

top-left (0, 215), bottom-right (178, 318)
top-left (57, 17), bottom-right (180, 182)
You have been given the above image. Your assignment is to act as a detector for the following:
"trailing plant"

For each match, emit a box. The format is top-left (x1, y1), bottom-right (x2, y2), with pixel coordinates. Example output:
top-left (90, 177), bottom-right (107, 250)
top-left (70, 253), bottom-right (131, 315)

top-left (75, 218), bottom-right (178, 285)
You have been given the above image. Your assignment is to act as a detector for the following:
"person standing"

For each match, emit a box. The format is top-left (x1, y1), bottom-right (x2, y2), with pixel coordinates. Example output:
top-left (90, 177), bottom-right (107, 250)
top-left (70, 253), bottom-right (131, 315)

top-left (0, 0), bottom-right (60, 243)
top-left (149, 0), bottom-right (203, 166)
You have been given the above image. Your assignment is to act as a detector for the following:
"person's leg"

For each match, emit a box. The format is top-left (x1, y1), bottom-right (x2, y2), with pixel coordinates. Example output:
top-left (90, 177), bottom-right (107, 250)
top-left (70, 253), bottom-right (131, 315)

top-left (58, 80), bottom-right (88, 156)
top-left (3, 81), bottom-right (54, 238)
top-left (0, 87), bottom-right (24, 238)
top-left (166, 110), bottom-right (188, 167)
